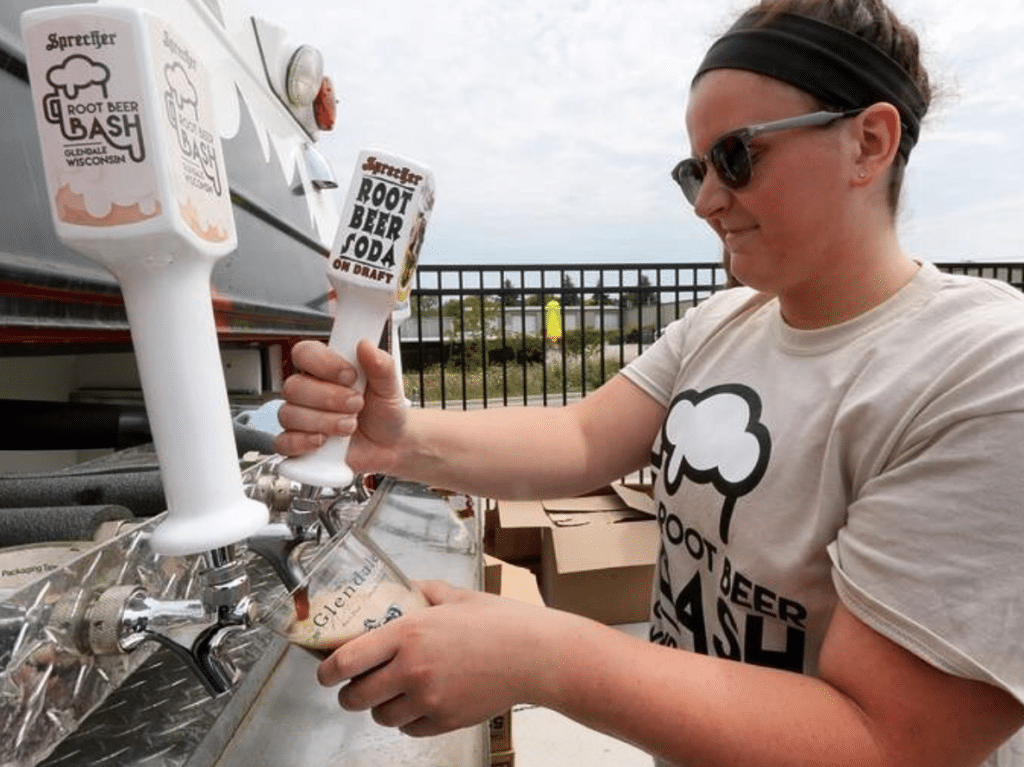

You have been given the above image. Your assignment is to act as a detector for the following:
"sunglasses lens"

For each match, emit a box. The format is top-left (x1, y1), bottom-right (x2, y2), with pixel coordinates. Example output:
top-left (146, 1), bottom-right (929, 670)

top-left (671, 159), bottom-right (704, 205)
top-left (709, 135), bottom-right (751, 189)
top-left (673, 133), bottom-right (753, 206)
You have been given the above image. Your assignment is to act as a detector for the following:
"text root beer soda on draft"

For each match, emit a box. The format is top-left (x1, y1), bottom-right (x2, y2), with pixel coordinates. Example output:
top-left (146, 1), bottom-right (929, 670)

top-left (278, 150), bottom-right (435, 489)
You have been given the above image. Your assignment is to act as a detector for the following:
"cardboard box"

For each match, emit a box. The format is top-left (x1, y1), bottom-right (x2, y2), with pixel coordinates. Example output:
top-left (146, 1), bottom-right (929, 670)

top-left (611, 481), bottom-right (656, 516)
top-left (487, 482), bottom-right (654, 561)
top-left (540, 482), bottom-right (657, 625)
top-left (484, 552), bottom-right (502, 595)
top-left (483, 554), bottom-right (544, 759)
top-left (541, 519), bottom-right (659, 625)
top-left (488, 708), bottom-right (512, 754)
top-left (487, 500), bottom-right (549, 562)
top-left (484, 554), bottom-right (545, 607)
top-left (486, 483), bottom-right (657, 625)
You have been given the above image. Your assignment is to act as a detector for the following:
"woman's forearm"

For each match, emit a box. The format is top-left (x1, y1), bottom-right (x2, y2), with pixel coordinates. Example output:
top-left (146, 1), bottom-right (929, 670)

top-left (523, 604), bottom-right (1021, 767)
top-left (392, 404), bottom-right (604, 499)
top-left (530, 614), bottom-right (881, 767)
top-left (390, 376), bottom-right (663, 500)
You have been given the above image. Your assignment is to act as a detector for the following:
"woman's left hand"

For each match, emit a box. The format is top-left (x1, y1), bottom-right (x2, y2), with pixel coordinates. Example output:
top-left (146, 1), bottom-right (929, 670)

top-left (316, 580), bottom-right (559, 737)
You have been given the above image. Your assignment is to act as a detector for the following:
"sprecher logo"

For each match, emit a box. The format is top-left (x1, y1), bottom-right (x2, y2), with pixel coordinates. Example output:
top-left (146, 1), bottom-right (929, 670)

top-left (42, 54), bottom-right (146, 164)
top-left (655, 384), bottom-right (770, 544)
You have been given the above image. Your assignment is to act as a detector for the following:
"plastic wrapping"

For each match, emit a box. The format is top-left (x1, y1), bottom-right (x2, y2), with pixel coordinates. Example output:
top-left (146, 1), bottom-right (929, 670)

top-left (0, 516), bottom-right (198, 766)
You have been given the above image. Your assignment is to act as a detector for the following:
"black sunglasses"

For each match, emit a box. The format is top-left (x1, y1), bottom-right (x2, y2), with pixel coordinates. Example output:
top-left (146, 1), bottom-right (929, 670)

top-left (671, 108), bottom-right (864, 206)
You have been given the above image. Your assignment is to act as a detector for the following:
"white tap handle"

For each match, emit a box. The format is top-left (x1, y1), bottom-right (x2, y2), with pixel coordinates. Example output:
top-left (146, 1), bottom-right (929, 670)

top-left (391, 299), bottom-right (413, 407)
top-left (21, 5), bottom-right (268, 555)
top-left (275, 283), bottom-right (395, 488)
top-left (278, 150), bottom-right (434, 488)
top-left (116, 259), bottom-right (269, 554)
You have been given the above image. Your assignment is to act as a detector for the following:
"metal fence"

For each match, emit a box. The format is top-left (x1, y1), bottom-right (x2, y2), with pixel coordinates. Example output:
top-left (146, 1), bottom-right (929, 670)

top-left (396, 261), bottom-right (1024, 410)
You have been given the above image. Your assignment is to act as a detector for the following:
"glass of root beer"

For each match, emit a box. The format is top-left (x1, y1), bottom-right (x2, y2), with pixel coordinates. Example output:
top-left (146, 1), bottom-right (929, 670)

top-left (258, 526), bottom-right (428, 660)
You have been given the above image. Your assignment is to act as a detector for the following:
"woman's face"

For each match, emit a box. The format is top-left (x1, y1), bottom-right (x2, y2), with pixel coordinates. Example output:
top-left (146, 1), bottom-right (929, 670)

top-left (685, 69), bottom-right (857, 297)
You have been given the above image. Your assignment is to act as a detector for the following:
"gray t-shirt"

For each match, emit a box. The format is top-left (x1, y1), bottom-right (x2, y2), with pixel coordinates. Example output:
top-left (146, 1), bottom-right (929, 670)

top-left (622, 262), bottom-right (1024, 765)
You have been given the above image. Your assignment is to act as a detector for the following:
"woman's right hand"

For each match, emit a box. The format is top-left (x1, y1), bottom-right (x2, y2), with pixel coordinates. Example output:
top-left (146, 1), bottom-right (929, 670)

top-left (274, 339), bottom-right (408, 475)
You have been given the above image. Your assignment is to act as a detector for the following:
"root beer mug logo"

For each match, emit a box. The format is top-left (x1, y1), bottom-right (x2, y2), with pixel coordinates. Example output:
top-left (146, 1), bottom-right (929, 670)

top-left (648, 384), bottom-right (810, 673)
top-left (155, 25), bottom-right (232, 243)
top-left (660, 385), bottom-right (770, 545)
top-left (24, 9), bottom-right (233, 242)
top-left (164, 59), bottom-right (222, 197)
top-left (42, 52), bottom-right (146, 166)
top-left (24, 12), bottom-right (163, 230)
top-left (25, 12), bottom-right (161, 230)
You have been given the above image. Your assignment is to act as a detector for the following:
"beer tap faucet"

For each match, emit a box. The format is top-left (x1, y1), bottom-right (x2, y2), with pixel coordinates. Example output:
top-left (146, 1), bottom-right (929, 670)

top-left (22, 6), bottom-right (273, 698)
top-left (246, 489), bottom-right (322, 592)
top-left (76, 546), bottom-right (254, 697)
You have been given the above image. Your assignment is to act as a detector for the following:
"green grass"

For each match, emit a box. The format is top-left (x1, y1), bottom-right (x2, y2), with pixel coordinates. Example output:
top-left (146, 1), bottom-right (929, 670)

top-left (404, 356), bottom-right (624, 406)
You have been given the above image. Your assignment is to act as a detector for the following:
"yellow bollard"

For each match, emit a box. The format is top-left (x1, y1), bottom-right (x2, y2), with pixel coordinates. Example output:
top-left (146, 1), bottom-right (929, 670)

top-left (545, 299), bottom-right (562, 345)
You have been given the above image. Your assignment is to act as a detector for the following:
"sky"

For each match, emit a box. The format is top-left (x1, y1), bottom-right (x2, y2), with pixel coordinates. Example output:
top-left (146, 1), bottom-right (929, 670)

top-left (254, 0), bottom-right (1024, 267)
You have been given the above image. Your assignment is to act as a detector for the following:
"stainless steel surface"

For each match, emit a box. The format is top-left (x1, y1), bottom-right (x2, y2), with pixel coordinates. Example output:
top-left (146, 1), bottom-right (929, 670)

top-left (0, 515), bottom-right (184, 767)
top-left (36, 559), bottom-right (288, 767)
top-left (212, 479), bottom-right (485, 767)
top-left (2, 479), bottom-right (484, 767)
top-left (0, 508), bottom-right (287, 767)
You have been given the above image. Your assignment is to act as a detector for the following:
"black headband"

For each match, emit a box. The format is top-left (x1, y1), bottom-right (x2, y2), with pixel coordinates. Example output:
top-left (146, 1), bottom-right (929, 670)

top-left (694, 12), bottom-right (927, 162)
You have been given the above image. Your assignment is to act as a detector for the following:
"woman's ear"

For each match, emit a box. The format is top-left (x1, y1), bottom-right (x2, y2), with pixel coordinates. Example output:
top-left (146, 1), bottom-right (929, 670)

top-left (852, 102), bottom-right (901, 186)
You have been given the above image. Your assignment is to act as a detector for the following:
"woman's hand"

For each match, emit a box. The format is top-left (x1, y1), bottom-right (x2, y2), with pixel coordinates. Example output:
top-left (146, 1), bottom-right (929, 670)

top-left (316, 580), bottom-right (567, 737)
top-left (274, 339), bottom-right (408, 474)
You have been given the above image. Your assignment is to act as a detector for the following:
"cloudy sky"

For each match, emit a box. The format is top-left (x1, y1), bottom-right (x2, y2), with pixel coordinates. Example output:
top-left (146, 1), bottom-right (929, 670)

top-left (256, 0), bottom-right (1023, 267)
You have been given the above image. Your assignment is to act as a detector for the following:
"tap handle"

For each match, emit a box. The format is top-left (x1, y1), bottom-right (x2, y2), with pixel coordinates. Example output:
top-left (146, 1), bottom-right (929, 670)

top-left (20, 5), bottom-right (269, 556)
top-left (278, 150), bottom-right (434, 489)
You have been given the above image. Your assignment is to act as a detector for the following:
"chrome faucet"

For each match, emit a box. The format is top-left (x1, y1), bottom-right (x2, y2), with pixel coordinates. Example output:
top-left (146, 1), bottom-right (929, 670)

top-left (245, 475), bottom-right (370, 590)
top-left (71, 464), bottom-right (371, 697)
top-left (79, 545), bottom-right (256, 697)
top-left (246, 499), bottom-right (321, 592)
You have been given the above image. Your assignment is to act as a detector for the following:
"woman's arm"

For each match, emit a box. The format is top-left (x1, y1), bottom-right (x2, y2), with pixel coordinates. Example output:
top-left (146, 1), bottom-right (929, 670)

top-left (321, 586), bottom-right (1024, 767)
top-left (275, 339), bottom-right (665, 500)
top-left (541, 599), bottom-right (1023, 767)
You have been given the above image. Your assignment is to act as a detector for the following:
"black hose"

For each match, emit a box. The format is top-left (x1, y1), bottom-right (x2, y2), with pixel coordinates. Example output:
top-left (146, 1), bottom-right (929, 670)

top-left (0, 504), bottom-right (134, 547)
top-left (0, 399), bottom-right (149, 451)
top-left (0, 400), bottom-right (280, 521)
top-left (0, 398), bottom-right (278, 454)
top-left (0, 465), bottom-right (167, 517)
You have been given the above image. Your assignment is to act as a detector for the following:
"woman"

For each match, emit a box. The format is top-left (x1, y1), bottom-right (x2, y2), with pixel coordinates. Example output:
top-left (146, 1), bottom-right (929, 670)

top-left (275, 1), bottom-right (1024, 764)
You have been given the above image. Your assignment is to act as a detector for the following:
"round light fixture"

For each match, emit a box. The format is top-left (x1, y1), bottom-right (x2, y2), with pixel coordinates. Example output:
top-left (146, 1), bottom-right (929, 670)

top-left (285, 45), bottom-right (324, 107)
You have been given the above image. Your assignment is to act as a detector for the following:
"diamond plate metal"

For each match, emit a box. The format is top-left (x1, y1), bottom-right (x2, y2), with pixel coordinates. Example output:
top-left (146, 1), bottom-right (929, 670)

top-left (37, 559), bottom-right (288, 767)
top-left (0, 455), bottom-right (290, 767)
top-left (2, 474), bottom-right (484, 767)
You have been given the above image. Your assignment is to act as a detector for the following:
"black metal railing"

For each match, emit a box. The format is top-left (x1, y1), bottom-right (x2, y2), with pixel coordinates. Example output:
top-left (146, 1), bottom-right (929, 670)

top-left (397, 260), bottom-right (1024, 410)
